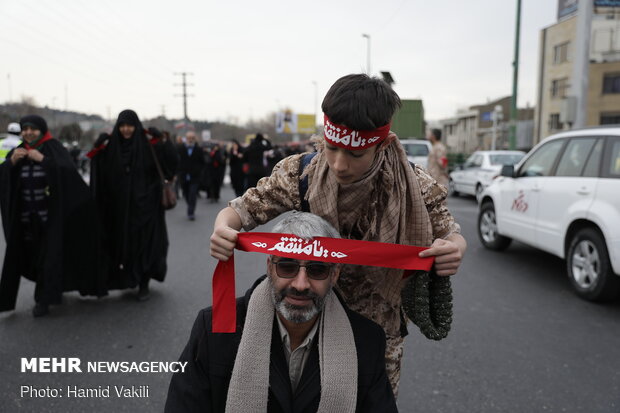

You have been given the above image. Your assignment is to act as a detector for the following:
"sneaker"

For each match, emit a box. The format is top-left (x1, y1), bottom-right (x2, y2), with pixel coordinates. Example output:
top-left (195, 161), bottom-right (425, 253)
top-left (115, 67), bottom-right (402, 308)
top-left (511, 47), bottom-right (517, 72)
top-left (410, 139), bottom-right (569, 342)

top-left (137, 285), bottom-right (150, 302)
top-left (32, 303), bottom-right (49, 317)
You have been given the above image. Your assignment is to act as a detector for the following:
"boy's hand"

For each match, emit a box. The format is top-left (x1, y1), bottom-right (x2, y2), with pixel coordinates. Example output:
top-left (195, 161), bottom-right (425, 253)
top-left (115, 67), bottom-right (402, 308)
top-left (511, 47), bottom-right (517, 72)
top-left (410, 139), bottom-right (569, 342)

top-left (418, 234), bottom-right (466, 276)
top-left (210, 207), bottom-right (244, 261)
top-left (210, 225), bottom-right (239, 261)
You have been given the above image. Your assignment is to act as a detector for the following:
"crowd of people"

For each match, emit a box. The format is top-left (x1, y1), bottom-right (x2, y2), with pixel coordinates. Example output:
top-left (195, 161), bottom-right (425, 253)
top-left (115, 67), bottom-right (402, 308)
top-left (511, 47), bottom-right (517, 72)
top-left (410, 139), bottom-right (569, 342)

top-left (0, 73), bottom-right (466, 411)
top-left (0, 110), bottom-right (310, 316)
top-left (173, 131), bottom-right (307, 220)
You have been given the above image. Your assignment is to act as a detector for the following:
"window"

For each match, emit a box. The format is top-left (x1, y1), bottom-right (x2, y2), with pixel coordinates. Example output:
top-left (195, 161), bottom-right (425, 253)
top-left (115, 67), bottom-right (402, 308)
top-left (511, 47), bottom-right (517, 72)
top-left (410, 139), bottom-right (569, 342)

top-left (600, 113), bottom-right (620, 124)
top-left (518, 140), bottom-right (564, 177)
top-left (549, 113), bottom-right (564, 131)
top-left (472, 155), bottom-right (483, 167)
top-left (489, 153), bottom-right (525, 166)
top-left (582, 139), bottom-right (604, 178)
top-left (602, 74), bottom-right (620, 94)
top-left (402, 143), bottom-right (429, 156)
top-left (551, 78), bottom-right (569, 98)
top-left (553, 42), bottom-right (570, 64)
top-left (464, 154), bottom-right (483, 168)
top-left (555, 138), bottom-right (597, 177)
top-left (605, 139), bottom-right (620, 177)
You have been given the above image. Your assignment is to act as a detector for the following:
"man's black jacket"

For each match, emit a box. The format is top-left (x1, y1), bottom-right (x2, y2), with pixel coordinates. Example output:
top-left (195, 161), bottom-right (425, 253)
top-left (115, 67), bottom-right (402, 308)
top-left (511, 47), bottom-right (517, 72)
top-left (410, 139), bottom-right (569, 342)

top-left (177, 143), bottom-right (205, 184)
top-left (165, 276), bottom-right (398, 413)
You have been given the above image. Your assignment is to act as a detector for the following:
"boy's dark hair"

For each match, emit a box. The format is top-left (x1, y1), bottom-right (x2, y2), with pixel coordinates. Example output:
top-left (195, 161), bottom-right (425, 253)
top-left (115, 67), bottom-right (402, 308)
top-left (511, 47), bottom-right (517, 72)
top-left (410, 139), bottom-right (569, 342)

top-left (321, 74), bottom-right (401, 130)
top-left (431, 128), bottom-right (442, 141)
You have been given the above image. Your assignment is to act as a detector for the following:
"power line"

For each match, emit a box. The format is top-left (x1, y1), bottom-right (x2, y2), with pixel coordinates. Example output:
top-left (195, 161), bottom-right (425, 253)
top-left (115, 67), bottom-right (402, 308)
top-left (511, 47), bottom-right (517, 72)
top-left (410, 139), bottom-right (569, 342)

top-left (34, 0), bottom-right (173, 86)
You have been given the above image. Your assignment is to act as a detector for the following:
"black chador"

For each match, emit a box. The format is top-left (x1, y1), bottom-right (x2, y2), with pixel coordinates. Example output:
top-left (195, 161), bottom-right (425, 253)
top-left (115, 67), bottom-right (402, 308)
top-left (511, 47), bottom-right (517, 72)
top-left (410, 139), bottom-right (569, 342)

top-left (89, 110), bottom-right (178, 299)
top-left (0, 116), bottom-right (104, 315)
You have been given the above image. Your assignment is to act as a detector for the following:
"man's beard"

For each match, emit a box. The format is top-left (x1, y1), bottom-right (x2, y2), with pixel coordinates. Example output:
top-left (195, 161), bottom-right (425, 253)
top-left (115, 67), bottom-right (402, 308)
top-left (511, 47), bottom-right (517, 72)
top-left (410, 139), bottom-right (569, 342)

top-left (270, 282), bottom-right (330, 324)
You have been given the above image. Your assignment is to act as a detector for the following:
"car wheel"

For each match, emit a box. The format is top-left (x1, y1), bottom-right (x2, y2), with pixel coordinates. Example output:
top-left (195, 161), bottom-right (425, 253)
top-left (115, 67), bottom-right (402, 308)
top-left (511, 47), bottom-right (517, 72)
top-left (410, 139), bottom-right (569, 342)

top-left (448, 179), bottom-right (459, 197)
top-left (475, 184), bottom-right (484, 203)
top-left (478, 202), bottom-right (512, 250)
top-left (566, 228), bottom-right (620, 302)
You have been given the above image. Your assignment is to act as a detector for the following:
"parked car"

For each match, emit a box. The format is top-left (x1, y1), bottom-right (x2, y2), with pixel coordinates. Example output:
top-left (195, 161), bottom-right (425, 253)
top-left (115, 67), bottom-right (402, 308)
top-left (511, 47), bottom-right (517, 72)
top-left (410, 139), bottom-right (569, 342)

top-left (400, 139), bottom-right (432, 169)
top-left (477, 127), bottom-right (620, 301)
top-left (449, 150), bottom-right (525, 202)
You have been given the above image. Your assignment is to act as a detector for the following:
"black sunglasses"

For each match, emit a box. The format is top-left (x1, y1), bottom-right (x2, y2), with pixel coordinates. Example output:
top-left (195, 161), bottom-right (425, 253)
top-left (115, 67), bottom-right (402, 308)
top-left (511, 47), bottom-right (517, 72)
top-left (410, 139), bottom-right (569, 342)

top-left (271, 259), bottom-right (334, 280)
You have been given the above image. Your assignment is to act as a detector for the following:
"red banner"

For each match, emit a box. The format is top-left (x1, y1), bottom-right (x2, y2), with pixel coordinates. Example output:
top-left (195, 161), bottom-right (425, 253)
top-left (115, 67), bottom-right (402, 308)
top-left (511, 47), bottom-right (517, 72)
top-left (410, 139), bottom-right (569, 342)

top-left (212, 232), bottom-right (435, 333)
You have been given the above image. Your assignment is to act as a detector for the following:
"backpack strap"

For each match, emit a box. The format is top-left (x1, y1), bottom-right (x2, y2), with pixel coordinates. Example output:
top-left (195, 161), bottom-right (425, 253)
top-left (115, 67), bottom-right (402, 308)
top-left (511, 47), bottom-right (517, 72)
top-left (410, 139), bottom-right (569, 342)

top-left (298, 152), bottom-right (317, 212)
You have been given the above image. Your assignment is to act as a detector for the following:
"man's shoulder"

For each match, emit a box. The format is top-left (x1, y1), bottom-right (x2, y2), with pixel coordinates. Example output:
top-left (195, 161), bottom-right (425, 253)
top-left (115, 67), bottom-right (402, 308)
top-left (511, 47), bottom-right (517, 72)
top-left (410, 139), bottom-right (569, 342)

top-left (344, 306), bottom-right (385, 342)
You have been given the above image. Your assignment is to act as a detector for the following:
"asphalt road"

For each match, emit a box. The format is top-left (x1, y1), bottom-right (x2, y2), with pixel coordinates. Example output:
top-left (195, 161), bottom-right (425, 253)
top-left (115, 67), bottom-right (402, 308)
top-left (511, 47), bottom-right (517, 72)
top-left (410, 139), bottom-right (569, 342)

top-left (1, 186), bottom-right (619, 412)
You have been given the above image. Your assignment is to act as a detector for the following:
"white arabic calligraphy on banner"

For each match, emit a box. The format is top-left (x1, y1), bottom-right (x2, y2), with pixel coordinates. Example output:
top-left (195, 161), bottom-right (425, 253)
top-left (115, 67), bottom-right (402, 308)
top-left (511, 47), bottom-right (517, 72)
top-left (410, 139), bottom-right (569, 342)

top-left (252, 237), bottom-right (348, 259)
top-left (324, 119), bottom-right (381, 149)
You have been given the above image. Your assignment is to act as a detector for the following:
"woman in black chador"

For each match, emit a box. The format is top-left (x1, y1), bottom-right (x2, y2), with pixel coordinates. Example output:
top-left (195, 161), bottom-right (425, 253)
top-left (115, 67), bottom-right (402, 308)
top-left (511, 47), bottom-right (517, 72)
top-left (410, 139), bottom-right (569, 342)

top-left (243, 133), bottom-right (271, 189)
top-left (228, 139), bottom-right (245, 197)
top-left (0, 115), bottom-right (103, 317)
top-left (90, 110), bottom-right (178, 301)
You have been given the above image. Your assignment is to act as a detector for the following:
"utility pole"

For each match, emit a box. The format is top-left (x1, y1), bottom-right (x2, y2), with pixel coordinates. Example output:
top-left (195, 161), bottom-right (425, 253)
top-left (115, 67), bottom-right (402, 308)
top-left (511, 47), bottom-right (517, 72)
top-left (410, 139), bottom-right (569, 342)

top-left (571, 0), bottom-right (593, 129)
top-left (174, 72), bottom-right (194, 120)
top-left (509, 0), bottom-right (521, 150)
top-left (492, 105), bottom-right (503, 150)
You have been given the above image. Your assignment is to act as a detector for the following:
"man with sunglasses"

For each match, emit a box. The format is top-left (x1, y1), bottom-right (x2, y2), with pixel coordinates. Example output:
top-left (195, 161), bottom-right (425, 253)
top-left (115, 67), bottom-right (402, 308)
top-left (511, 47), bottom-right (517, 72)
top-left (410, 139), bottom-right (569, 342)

top-left (166, 212), bottom-right (397, 412)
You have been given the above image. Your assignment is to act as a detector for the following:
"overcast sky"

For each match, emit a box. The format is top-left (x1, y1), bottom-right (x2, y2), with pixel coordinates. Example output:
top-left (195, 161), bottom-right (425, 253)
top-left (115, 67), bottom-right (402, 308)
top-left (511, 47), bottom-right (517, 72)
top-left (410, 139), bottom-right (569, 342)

top-left (1, 0), bottom-right (558, 125)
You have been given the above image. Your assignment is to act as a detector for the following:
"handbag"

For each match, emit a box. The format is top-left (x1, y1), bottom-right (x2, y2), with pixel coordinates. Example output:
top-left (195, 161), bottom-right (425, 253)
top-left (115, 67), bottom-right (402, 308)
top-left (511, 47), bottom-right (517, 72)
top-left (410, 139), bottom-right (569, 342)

top-left (148, 141), bottom-right (177, 210)
top-left (161, 179), bottom-right (177, 210)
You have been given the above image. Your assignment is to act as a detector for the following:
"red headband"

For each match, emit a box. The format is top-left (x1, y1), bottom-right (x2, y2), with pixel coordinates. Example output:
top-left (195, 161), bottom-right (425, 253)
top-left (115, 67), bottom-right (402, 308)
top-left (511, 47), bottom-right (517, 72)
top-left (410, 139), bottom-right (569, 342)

top-left (323, 115), bottom-right (391, 150)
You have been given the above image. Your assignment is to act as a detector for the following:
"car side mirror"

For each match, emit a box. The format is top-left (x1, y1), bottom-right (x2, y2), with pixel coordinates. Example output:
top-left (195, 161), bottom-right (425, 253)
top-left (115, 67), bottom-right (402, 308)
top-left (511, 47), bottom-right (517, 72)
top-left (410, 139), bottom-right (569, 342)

top-left (500, 164), bottom-right (514, 177)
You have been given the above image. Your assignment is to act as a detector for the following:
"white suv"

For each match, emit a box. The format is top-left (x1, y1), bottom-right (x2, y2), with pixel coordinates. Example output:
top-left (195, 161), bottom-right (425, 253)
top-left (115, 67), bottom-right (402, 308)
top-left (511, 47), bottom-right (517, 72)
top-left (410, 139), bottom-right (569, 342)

top-left (477, 127), bottom-right (620, 301)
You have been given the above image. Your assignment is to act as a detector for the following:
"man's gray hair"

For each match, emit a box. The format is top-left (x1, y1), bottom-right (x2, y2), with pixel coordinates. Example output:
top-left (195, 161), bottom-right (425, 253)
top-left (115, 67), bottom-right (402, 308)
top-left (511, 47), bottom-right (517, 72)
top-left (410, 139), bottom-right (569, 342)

top-left (272, 212), bottom-right (340, 239)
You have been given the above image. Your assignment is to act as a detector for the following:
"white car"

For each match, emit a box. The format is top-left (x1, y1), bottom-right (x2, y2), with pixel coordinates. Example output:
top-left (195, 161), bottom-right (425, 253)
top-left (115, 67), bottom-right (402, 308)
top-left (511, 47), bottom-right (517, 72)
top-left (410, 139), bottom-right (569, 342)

top-left (477, 127), bottom-right (620, 301)
top-left (400, 139), bottom-right (432, 169)
top-left (450, 150), bottom-right (525, 202)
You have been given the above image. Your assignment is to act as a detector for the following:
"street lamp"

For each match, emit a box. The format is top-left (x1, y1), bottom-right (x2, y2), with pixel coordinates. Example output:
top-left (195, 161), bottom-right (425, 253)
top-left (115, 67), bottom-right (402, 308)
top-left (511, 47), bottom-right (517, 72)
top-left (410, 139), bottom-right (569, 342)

top-left (362, 33), bottom-right (371, 75)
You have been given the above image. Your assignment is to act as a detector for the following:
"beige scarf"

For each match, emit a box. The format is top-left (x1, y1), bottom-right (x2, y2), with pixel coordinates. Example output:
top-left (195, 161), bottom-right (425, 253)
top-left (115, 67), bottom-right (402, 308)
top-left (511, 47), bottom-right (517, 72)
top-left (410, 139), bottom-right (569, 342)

top-left (302, 136), bottom-right (434, 337)
top-left (225, 278), bottom-right (358, 413)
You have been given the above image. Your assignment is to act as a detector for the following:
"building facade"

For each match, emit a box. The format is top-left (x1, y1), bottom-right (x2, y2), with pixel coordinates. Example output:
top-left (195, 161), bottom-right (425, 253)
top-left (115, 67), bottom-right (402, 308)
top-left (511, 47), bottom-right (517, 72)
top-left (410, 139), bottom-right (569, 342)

top-left (534, 5), bottom-right (620, 144)
top-left (440, 97), bottom-right (534, 154)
